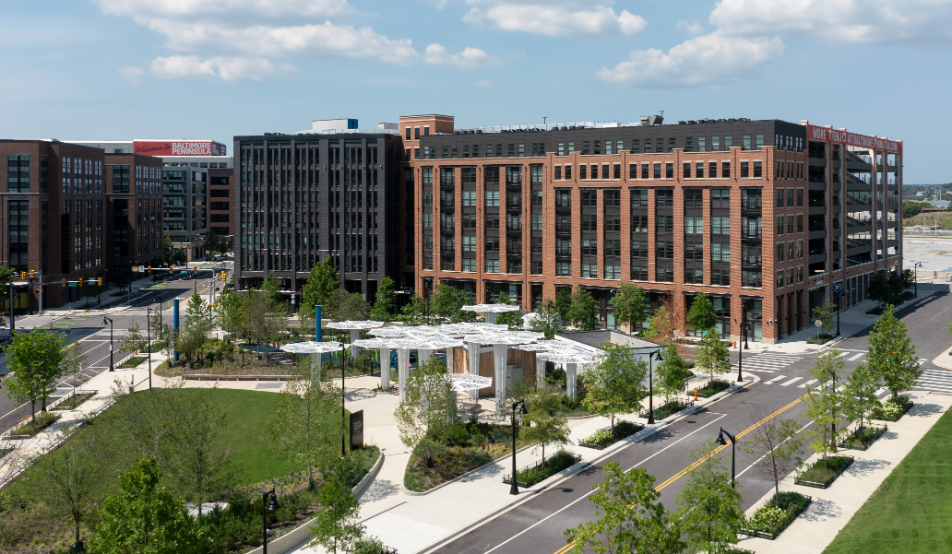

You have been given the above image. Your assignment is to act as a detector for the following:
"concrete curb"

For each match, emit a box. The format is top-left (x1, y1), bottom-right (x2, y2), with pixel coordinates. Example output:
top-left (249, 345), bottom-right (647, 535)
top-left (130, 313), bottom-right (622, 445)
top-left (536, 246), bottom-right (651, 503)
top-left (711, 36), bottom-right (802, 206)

top-left (245, 449), bottom-right (385, 554)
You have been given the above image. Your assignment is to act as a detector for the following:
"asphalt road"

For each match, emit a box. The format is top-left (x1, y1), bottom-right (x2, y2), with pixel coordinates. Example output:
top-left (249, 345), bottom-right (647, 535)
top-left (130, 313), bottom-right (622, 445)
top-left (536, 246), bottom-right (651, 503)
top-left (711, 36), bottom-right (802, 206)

top-left (430, 287), bottom-right (952, 554)
top-left (0, 265), bottom-right (229, 433)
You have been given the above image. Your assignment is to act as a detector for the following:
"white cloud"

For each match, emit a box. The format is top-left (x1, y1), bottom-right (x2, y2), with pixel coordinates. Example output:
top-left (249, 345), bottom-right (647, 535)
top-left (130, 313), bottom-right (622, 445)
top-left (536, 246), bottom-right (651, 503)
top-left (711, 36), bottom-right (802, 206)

top-left (95, 0), bottom-right (350, 19)
top-left (597, 32), bottom-right (784, 87)
top-left (475, 80), bottom-right (492, 87)
top-left (119, 66), bottom-right (145, 84)
top-left (148, 55), bottom-right (294, 80)
top-left (424, 44), bottom-right (497, 67)
top-left (676, 20), bottom-right (705, 37)
top-left (463, 4), bottom-right (646, 36)
top-left (710, 0), bottom-right (952, 44)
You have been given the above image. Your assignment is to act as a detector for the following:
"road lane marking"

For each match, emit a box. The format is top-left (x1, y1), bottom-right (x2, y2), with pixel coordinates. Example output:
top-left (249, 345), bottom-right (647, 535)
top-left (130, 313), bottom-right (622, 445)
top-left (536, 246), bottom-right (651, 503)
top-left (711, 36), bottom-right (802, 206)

top-left (764, 375), bottom-right (786, 385)
top-left (552, 395), bottom-right (808, 554)
top-left (780, 377), bottom-right (803, 387)
top-left (848, 353), bottom-right (864, 361)
top-left (798, 379), bottom-right (818, 389)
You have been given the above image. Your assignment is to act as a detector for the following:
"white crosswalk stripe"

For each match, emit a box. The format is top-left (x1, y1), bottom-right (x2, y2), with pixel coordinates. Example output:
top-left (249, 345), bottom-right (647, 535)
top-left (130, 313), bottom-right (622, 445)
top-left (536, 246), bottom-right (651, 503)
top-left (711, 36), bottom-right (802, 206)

top-left (732, 354), bottom-right (803, 374)
top-left (848, 352), bottom-right (865, 362)
top-left (914, 369), bottom-right (952, 394)
top-left (780, 377), bottom-right (803, 387)
top-left (765, 375), bottom-right (787, 385)
top-left (798, 379), bottom-right (819, 389)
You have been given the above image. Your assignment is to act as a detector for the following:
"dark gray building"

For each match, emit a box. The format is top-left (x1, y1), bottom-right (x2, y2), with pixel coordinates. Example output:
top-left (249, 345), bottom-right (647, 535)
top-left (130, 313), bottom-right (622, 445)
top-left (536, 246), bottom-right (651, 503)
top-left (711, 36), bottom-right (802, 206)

top-left (234, 126), bottom-right (407, 299)
top-left (162, 167), bottom-right (207, 261)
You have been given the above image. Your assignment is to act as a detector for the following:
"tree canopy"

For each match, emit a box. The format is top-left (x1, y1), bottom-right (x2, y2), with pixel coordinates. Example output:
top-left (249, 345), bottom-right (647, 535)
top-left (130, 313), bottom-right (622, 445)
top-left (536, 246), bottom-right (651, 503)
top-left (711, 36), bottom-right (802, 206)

top-left (567, 288), bottom-right (598, 331)
top-left (582, 343), bottom-right (647, 430)
top-left (301, 258), bottom-right (341, 319)
top-left (867, 305), bottom-right (920, 398)
top-left (4, 329), bottom-right (66, 421)
top-left (609, 284), bottom-right (646, 333)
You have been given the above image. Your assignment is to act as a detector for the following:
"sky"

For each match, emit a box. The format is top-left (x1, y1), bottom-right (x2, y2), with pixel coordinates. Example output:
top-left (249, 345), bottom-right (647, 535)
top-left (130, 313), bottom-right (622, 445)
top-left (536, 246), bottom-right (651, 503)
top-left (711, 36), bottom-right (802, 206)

top-left (2, 0), bottom-right (951, 182)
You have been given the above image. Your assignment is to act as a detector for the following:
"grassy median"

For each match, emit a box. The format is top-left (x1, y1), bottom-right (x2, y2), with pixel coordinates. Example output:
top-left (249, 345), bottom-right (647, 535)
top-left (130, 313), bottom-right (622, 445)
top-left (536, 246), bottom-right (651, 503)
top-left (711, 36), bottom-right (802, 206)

top-left (824, 406), bottom-right (952, 553)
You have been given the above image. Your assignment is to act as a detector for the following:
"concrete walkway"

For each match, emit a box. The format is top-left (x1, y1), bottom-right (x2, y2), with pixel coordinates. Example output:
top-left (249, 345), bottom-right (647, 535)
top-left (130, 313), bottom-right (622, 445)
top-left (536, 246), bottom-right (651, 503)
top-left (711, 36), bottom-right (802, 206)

top-left (737, 390), bottom-right (952, 553)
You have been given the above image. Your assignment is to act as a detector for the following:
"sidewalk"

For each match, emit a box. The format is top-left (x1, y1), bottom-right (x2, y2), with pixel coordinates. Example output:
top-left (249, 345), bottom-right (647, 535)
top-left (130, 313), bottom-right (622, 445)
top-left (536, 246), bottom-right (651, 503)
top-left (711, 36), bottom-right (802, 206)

top-left (738, 390), bottom-right (952, 553)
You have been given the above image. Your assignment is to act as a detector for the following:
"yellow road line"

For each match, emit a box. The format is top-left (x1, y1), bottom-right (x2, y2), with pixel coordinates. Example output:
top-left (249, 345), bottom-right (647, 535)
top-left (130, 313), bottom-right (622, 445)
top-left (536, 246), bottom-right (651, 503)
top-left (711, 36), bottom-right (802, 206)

top-left (554, 394), bottom-right (807, 554)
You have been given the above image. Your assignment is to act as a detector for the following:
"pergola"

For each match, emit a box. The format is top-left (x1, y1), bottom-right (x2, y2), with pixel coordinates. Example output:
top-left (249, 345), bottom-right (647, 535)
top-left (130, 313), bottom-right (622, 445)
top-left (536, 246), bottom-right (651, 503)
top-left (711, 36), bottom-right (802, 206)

top-left (460, 303), bottom-right (522, 325)
top-left (279, 340), bottom-right (344, 382)
top-left (324, 320), bottom-right (386, 356)
top-left (534, 349), bottom-right (597, 401)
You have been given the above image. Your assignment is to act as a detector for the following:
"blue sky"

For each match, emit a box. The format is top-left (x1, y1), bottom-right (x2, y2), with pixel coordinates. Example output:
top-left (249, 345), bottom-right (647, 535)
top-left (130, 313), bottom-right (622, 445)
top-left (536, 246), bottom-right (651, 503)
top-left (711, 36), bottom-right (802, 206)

top-left (2, 0), bottom-right (951, 182)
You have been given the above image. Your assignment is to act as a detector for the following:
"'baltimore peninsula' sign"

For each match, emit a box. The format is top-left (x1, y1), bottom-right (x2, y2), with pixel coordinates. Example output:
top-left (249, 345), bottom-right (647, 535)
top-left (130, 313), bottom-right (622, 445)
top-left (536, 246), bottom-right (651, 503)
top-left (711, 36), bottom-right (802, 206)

top-left (133, 140), bottom-right (227, 157)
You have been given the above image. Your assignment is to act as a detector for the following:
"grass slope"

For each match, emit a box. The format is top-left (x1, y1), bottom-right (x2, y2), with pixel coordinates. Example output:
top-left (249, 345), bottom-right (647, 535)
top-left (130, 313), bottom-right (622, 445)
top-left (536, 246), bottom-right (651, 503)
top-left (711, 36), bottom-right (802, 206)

top-left (824, 407), bottom-right (952, 553)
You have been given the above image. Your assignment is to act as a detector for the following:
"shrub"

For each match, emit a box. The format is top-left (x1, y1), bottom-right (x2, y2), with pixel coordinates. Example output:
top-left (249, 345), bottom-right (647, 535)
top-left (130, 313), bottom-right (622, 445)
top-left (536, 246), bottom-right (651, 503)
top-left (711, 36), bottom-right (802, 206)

top-left (614, 420), bottom-right (641, 436)
top-left (774, 491), bottom-right (810, 512)
top-left (746, 506), bottom-right (788, 533)
top-left (872, 395), bottom-right (912, 421)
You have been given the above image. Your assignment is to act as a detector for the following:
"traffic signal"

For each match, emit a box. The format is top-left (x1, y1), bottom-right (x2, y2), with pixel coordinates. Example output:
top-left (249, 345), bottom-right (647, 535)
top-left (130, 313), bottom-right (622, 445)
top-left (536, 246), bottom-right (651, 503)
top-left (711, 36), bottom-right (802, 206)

top-left (97, 278), bottom-right (102, 286)
top-left (148, 266), bottom-right (152, 274)
top-left (20, 272), bottom-right (25, 279)
top-left (61, 279), bottom-right (66, 287)
top-left (78, 278), bottom-right (83, 286)
top-left (194, 266), bottom-right (198, 274)
top-left (29, 270), bottom-right (34, 279)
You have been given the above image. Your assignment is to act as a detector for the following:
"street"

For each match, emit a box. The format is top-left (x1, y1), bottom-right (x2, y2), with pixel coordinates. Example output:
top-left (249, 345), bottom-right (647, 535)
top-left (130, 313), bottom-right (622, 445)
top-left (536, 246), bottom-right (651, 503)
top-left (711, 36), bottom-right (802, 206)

top-left (429, 288), bottom-right (952, 554)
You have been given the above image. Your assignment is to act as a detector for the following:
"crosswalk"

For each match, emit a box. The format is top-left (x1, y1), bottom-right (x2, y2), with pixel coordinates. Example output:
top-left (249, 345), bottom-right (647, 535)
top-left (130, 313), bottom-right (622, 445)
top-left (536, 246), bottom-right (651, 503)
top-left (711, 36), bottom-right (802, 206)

top-left (914, 368), bottom-right (952, 394)
top-left (762, 375), bottom-right (807, 387)
top-left (732, 353), bottom-right (803, 374)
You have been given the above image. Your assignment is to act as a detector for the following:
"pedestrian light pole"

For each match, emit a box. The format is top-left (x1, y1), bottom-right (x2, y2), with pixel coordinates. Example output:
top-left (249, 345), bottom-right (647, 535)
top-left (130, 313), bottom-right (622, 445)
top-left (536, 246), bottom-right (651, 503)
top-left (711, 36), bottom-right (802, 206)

top-left (103, 316), bottom-right (114, 372)
top-left (647, 350), bottom-right (663, 424)
top-left (146, 306), bottom-right (153, 390)
top-left (509, 399), bottom-right (528, 495)
top-left (715, 427), bottom-right (737, 488)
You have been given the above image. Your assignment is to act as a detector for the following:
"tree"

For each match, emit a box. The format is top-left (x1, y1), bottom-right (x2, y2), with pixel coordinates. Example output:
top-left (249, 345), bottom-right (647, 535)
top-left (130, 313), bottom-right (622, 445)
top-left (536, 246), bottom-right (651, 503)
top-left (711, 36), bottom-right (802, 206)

top-left (267, 358), bottom-right (340, 489)
top-left (215, 288), bottom-right (245, 341)
top-left (804, 350), bottom-right (847, 465)
top-left (743, 402), bottom-right (803, 504)
top-left (121, 323), bottom-right (148, 355)
top-left (394, 357), bottom-right (458, 464)
top-left (167, 389), bottom-right (235, 516)
top-left (554, 287), bottom-right (573, 323)
top-left (567, 288), bottom-right (598, 330)
top-left (610, 284), bottom-right (646, 333)
top-left (244, 290), bottom-right (288, 355)
top-left (694, 329), bottom-right (731, 387)
top-left (162, 234), bottom-right (174, 265)
top-left (81, 282), bottom-right (99, 306)
top-left (903, 200), bottom-right (925, 219)
top-left (867, 305), bottom-right (921, 399)
top-left (310, 474), bottom-right (364, 554)
top-left (61, 342), bottom-right (88, 399)
top-left (260, 271), bottom-right (283, 305)
top-left (369, 276), bottom-right (397, 322)
top-left (4, 329), bottom-right (66, 421)
top-left (178, 295), bottom-right (213, 365)
top-left (111, 267), bottom-right (132, 294)
top-left (582, 343), bottom-right (647, 431)
top-left (868, 272), bottom-right (890, 307)
top-left (644, 296), bottom-right (684, 356)
top-left (842, 362), bottom-right (881, 434)
top-left (151, 309), bottom-right (176, 366)
top-left (300, 258), bottom-right (340, 320)
top-left (31, 426), bottom-right (108, 549)
top-left (430, 283), bottom-right (473, 323)
top-left (400, 294), bottom-right (427, 326)
top-left (812, 299), bottom-right (836, 336)
top-left (654, 344), bottom-right (691, 405)
top-left (522, 381), bottom-right (570, 465)
top-left (0, 265), bottom-right (14, 289)
top-left (495, 292), bottom-right (523, 329)
top-left (686, 293), bottom-right (717, 336)
top-left (529, 299), bottom-right (564, 340)
top-left (329, 291), bottom-right (369, 322)
top-left (565, 462), bottom-right (683, 554)
top-left (675, 440), bottom-right (745, 554)
top-left (89, 457), bottom-right (209, 554)
top-left (204, 231), bottom-right (223, 259)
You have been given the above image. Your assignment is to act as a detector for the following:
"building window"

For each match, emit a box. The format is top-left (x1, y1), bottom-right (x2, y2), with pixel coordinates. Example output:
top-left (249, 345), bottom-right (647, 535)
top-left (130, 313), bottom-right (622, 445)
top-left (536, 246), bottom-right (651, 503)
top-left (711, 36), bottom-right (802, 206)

top-left (485, 190), bottom-right (499, 207)
top-left (531, 260), bottom-right (543, 274)
top-left (685, 268), bottom-right (704, 284)
top-left (776, 243), bottom-right (785, 262)
top-left (722, 162), bottom-right (730, 178)
top-left (604, 215), bottom-right (621, 232)
top-left (797, 240), bottom-right (804, 258)
top-left (742, 270), bottom-right (762, 287)
top-left (582, 214), bottom-right (598, 231)
top-left (581, 239), bottom-right (597, 256)
top-left (631, 190), bottom-right (648, 207)
top-left (754, 161), bottom-right (763, 178)
top-left (683, 162), bottom-right (692, 178)
top-left (631, 240), bottom-right (649, 258)
top-left (741, 161), bottom-right (749, 178)
top-left (711, 189), bottom-right (730, 208)
top-left (556, 262), bottom-right (571, 276)
top-left (656, 189), bottom-right (673, 207)
top-left (711, 242), bottom-right (730, 262)
top-left (631, 265), bottom-right (649, 280)
top-left (685, 242), bottom-right (703, 260)
top-left (685, 216), bottom-right (703, 234)
top-left (462, 258), bottom-right (476, 272)
top-left (711, 269), bottom-right (730, 285)
top-left (711, 216), bottom-right (730, 235)
top-left (604, 239), bottom-right (621, 256)
top-left (656, 266), bottom-right (674, 282)
top-left (582, 263), bottom-right (598, 278)
top-left (695, 162), bottom-right (704, 178)
top-left (485, 259), bottom-right (500, 273)
top-left (605, 265), bottom-right (621, 279)
top-left (462, 235), bottom-right (477, 252)
top-left (665, 163), bottom-right (674, 179)
top-left (797, 215), bottom-right (804, 233)
top-left (656, 241), bottom-right (673, 259)
top-left (632, 215), bottom-right (648, 233)
top-left (656, 215), bottom-right (673, 234)
top-left (7, 155), bottom-right (30, 193)
top-left (462, 190), bottom-right (477, 207)
top-left (797, 188), bottom-right (804, 206)
top-left (653, 163), bottom-right (661, 179)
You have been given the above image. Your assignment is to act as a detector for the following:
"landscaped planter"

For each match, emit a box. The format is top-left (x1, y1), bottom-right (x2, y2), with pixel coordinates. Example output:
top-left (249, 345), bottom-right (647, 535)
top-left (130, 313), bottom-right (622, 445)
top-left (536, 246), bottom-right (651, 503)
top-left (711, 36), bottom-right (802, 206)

top-left (5, 412), bottom-right (61, 438)
top-left (795, 455), bottom-right (854, 489)
top-left (502, 450), bottom-right (581, 488)
top-left (838, 425), bottom-right (887, 451)
top-left (578, 421), bottom-right (644, 450)
top-left (695, 380), bottom-right (730, 398)
top-left (53, 391), bottom-right (96, 411)
top-left (641, 401), bottom-right (687, 421)
top-left (741, 491), bottom-right (812, 540)
top-left (872, 396), bottom-right (914, 422)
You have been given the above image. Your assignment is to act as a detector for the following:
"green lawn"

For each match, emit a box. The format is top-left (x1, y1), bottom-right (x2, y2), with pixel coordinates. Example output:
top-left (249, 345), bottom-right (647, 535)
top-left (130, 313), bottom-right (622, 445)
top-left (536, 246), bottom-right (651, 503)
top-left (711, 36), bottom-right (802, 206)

top-left (824, 407), bottom-right (952, 553)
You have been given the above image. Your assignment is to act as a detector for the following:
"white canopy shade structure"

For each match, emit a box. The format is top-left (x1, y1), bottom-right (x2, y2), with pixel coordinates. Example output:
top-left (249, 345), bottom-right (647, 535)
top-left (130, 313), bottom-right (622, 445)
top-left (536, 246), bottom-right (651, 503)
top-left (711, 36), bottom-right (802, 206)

top-left (536, 349), bottom-right (598, 401)
top-left (351, 337), bottom-right (397, 390)
top-left (461, 303), bottom-right (521, 325)
top-left (325, 320), bottom-right (386, 355)
top-left (279, 341), bottom-right (344, 382)
top-left (461, 331), bottom-right (542, 405)
top-left (450, 373), bottom-right (492, 392)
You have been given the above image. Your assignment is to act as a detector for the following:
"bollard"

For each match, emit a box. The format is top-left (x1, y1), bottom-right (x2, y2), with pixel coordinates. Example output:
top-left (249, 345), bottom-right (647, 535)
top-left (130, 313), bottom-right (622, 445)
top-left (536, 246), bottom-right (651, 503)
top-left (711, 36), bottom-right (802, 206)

top-left (694, 389), bottom-right (698, 401)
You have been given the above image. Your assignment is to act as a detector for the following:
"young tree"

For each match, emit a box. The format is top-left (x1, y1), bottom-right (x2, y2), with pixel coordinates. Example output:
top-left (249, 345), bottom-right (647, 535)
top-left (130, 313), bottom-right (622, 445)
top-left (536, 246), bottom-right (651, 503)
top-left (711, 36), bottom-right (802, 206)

top-left (694, 329), bottom-right (731, 387)
top-left (61, 342), bottom-right (88, 400)
top-left (178, 295), bottom-right (213, 365)
top-left (868, 272), bottom-right (890, 307)
top-left (151, 309), bottom-right (176, 366)
top-left (842, 362), bottom-right (881, 435)
top-left (4, 329), bottom-right (66, 421)
top-left (522, 381), bottom-right (570, 465)
top-left (581, 343), bottom-right (647, 431)
top-left (300, 258), bottom-right (341, 320)
top-left (334, 291), bottom-right (370, 322)
top-left (267, 359), bottom-right (340, 489)
top-left (168, 389), bottom-right (236, 516)
top-left (644, 296), bottom-right (685, 356)
top-left (655, 344), bottom-right (691, 405)
top-left (529, 299), bottom-right (564, 340)
top-left (162, 234), bottom-right (175, 265)
top-left (675, 440), bottom-right (745, 554)
top-left (310, 474), bottom-right (364, 554)
top-left (31, 426), bottom-right (109, 549)
top-left (686, 293), bottom-right (717, 336)
top-left (120, 323), bottom-right (147, 355)
top-left (204, 231), bottom-right (222, 259)
top-left (400, 294), bottom-right (427, 326)
top-left (430, 283), bottom-right (466, 322)
top-left (743, 402), bottom-right (803, 504)
top-left (804, 349), bottom-right (847, 465)
top-left (567, 288), bottom-right (598, 331)
top-left (812, 299), bottom-right (837, 336)
top-left (565, 462), bottom-right (683, 554)
top-left (494, 292), bottom-right (523, 329)
top-left (610, 283), bottom-right (646, 333)
top-left (554, 287), bottom-right (573, 323)
top-left (394, 357), bottom-right (458, 464)
top-left (215, 287), bottom-right (245, 341)
top-left (89, 457), bottom-right (209, 554)
top-left (369, 276), bottom-right (397, 322)
top-left (867, 305), bottom-right (921, 399)
top-left (260, 271), bottom-right (283, 305)
top-left (244, 290), bottom-right (288, 356)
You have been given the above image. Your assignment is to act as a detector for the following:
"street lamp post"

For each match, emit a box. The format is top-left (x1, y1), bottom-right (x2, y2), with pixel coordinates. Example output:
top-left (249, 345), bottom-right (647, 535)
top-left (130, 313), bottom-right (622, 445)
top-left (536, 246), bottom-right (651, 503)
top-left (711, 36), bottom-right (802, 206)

top-left (103, 316), bottom-right (114, 372)
top-left (509, 399), bottom-right (528, 495)
top-left (715, 427), bottom-right (737, 488)
top-left (261, 488), bottom-right (280, 554)
top-left (341, 343), bottom-right (347, 456)
top-left (647, 350), bottom-right (663, 425)
top-left (743, 321), bottom-right (750, 350)
top-left (146, 306), bottom-right (152, 390)
top-left (913, 261), bottom-right (923, 297)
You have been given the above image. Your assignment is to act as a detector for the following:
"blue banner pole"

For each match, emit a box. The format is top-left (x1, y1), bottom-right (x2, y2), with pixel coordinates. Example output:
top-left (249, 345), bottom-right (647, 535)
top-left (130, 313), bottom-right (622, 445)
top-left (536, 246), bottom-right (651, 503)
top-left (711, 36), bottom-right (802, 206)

top-left (315, 305), bottom-right (322, 342)
top-left (173, 298), bottom-right (180, 363)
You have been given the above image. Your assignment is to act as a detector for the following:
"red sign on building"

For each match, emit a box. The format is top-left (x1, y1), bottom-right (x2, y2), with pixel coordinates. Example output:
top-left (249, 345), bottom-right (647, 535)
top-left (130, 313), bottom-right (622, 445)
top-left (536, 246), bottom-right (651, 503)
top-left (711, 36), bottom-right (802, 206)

top-left (133, 140), bottom-right (227, 157)
top-left (806, 125), bottom-right (902, 154)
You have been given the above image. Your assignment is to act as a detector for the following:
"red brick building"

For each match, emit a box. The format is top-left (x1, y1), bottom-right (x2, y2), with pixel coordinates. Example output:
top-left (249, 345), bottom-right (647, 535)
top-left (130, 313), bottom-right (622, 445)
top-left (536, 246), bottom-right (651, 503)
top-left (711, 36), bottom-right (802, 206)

top-left (404, 116), bottom-right (903, 344)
